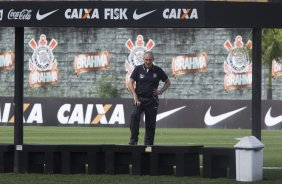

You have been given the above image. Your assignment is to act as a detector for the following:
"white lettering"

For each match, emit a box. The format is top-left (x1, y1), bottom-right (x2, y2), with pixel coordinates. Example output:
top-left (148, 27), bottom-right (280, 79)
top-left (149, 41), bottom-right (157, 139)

top-left (0, 103), bottom-right (11, 123)
top-left (0, 54), bottom-right (13, 68)
top-left (26, 104), bottom-right (43, 123)
top-left (163, 9), bottom-right (169, 19)
top-left (57, 103), bottom-right (125, 125)
top-left (163, 8), bottom-right (198, 20)
top-left (104, 8), bottom-right (128, 20)
top-left (7, 9), bottom-right (32, 20)
top-left (30, 70), bottom-right (58, 85)
top-left (91, 9), bottom-right (99, 19)
top-left (65, 8), bottom-right (99, 19)
top-left (65, 9), bottom-right (71, 19)
top-left (96, 104), bottom-right (108, 124)
top-left (57, 104), bottom-right (71, 124)
top-left (190, 9), bottom-right (198, 19)
top-left (174, 55), bottom-right (207, 71)
top-left (75, 54), bottom-right (109, 70)
top-left (226, 73), bottom-right (252, 87)
top-left (85, 104), bottom-right (93, 124)
top-left (108, 104), bottom-right (125, 124)
top-left (68, 104), bottom-right (84, 124)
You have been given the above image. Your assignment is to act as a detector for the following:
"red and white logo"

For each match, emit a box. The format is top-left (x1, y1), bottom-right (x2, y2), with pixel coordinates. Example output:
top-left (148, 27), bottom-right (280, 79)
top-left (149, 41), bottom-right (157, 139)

top-left (28, 34), bottom-right (59, 88)
top-left (223, 35), bottom-right (252, 91)
top-left (124, 35), bottom-right (155, 89)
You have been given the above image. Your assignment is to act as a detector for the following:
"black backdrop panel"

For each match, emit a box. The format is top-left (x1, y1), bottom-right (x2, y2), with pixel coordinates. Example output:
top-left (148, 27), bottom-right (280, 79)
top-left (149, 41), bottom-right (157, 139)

top-left (1, 1), bottom-right (282, 28)
top-left (1, 97), bottom-right (281, 129)
top-left (0, 1), bottom-right (204, 27)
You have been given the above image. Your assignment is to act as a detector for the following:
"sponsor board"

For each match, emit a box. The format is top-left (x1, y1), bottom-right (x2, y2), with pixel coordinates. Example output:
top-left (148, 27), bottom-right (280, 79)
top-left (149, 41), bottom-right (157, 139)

top-left (74, 51), bottom-right (110, 75)
top-left (0, 1), bottom-right (204, 27)
top-left (0, 1), bottom-right (281, 28)
top-left (172, 52), bottom-right (208, 77)
top-left (2, 97), bottom-right (282, 129)
top-left (28, 34), bottom-right (59, 88)
top-left (223, 35), bottom-right (252, 91)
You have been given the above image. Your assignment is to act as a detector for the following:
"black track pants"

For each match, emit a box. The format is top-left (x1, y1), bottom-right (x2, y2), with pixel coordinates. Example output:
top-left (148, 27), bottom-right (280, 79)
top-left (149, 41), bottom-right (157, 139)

top-left (129, 97), bottom-right (159, 145)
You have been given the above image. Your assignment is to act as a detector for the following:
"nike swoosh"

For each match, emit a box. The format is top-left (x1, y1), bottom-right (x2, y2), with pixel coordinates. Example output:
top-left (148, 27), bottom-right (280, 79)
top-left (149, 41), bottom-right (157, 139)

top-left (204, 106), bottom-right (246, 126)
top-left (265, 107), bottom-right (282, 127)
top-left (36, 9), bottom-right (59, 20)
top-left (133, 9), bottom-right (157, 20)
top-left (143, 106), bottom-right (186, 122)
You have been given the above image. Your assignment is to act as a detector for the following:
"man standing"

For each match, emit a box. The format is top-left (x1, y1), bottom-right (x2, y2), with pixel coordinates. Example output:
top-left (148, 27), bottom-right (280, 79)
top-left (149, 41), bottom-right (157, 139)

top-left (128, 51), bottom-right (171, 145)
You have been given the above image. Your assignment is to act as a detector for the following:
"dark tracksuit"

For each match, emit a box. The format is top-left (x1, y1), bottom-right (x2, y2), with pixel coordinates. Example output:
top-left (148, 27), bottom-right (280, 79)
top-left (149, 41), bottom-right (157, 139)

top-left (129, 64), bottom-right (168, 145)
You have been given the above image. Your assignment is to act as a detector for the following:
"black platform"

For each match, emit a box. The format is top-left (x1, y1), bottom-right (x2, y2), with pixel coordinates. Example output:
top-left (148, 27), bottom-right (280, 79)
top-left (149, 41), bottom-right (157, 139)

top-left (0, 144), bottom-right (236, 178)
top-left (0, 144), bottom-right (14, 173)
top-left (149, 145), bottom-right (203, 176)
top-left (201, 147), bottom-right (236, 179)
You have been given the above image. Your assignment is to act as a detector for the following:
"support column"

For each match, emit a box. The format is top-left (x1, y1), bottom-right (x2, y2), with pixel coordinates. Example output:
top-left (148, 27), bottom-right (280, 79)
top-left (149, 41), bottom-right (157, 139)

top-left (252, 28), bottom-right (262, 140)
top-left (14, 27), bottom-right (24, 173)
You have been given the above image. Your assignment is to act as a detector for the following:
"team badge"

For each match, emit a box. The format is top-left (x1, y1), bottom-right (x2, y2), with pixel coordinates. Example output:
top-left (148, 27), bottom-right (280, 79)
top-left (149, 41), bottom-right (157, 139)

top-left (223, 35), bottom-right (252, 91)
top-left (125, 35), bottom-right (155, 89)
top-left (28, 34), bottom-right (59, 88)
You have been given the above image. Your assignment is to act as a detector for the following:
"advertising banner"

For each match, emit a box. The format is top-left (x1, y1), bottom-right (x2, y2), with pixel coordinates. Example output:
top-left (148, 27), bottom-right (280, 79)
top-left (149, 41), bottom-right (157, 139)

top-left (0, 1), bottom-right (204, 28)
top-left (172, 52), bottom-right (208, 77)
top-left (1, 97), bottom-right (282, 129)
top-left (74, 51), bottom-right (110, 75)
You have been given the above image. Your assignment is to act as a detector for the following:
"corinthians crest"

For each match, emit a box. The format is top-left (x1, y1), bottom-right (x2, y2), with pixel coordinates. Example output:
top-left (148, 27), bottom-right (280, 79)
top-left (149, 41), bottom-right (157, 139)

top-left (223, 35), bottom-right (252, 91)
top-left (28, 34), bottom-right (59, 88)
top-left (125, 35), bottom-right (155, 89)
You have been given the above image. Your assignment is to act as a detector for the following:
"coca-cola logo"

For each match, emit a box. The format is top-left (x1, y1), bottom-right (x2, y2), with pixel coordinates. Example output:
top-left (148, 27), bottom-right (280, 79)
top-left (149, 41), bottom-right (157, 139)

top-left (8, 9), bottom-right (32, 20)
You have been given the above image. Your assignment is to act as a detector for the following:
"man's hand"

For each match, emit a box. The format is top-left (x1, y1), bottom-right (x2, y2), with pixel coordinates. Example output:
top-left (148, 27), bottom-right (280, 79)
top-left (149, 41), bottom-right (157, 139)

top-left (153, 89), bottom-right (162, 96)
top-left (153, 79), bottom-right (171, 96)
top-left (128, 79), bottom-right (141, 106)
top-left (134, 95), bottom-right (141, 106)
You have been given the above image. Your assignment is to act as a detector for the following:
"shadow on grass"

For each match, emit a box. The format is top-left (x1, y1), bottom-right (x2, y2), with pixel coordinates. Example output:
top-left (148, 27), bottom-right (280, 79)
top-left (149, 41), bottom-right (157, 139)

top-left (263, 169), bottom-right (282, 181)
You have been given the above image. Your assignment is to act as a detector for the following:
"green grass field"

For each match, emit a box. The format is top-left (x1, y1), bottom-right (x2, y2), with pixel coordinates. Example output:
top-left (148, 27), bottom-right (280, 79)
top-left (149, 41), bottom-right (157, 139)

top-left (1, 126), bottom-right (282, 184)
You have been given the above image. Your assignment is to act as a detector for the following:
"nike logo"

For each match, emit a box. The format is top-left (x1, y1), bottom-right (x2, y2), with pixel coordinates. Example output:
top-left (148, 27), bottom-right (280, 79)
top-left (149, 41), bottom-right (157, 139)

top-left (36, 9), bottom-right (59, 20)
top-left (133, 9), bottom-right (157, 20)
top-left (143, 106), bottom-right (186, 122)
top-left (204, 106), bottom-right (246, 126)
top-left (265, 107), bottom-right (282, 127)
